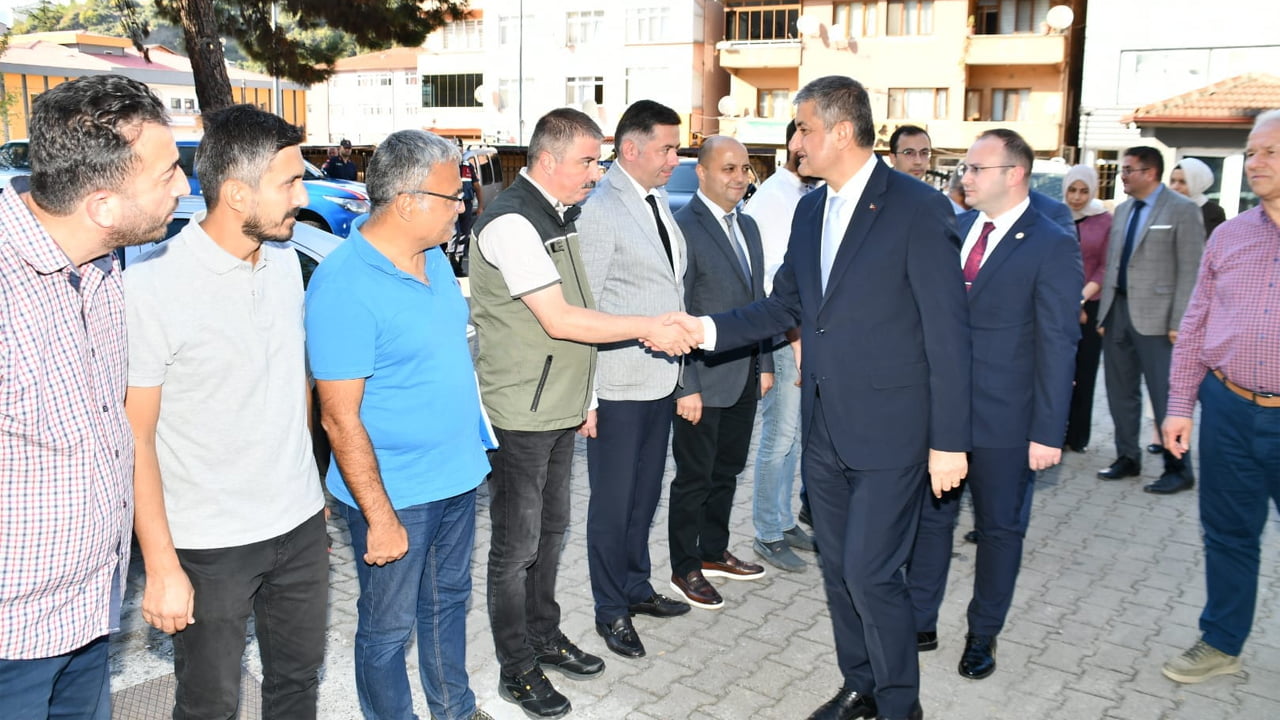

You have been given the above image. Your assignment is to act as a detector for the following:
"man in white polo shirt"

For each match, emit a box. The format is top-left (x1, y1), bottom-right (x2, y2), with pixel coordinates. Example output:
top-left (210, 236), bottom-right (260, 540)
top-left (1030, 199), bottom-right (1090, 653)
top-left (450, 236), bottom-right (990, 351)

top-left (123, 105), bottom-right (328, 719)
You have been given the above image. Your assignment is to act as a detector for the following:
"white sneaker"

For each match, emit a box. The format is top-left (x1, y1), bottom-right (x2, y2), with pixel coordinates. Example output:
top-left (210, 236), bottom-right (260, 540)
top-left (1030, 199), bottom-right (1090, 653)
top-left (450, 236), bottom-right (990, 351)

top-left (1161, 639), bottom-right (1241, 684)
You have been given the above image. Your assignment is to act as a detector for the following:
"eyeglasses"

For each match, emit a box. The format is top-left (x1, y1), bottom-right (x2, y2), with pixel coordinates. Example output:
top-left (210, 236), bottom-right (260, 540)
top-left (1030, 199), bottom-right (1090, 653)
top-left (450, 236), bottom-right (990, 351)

top-left (401, 189), bottom-right (465, 205)
top-left (1119, 166), bottom-right (1150, 176)
top-left (959, 163), bottom-right (1015, 176)
top-left (894, 148), bottom-right (932, 159)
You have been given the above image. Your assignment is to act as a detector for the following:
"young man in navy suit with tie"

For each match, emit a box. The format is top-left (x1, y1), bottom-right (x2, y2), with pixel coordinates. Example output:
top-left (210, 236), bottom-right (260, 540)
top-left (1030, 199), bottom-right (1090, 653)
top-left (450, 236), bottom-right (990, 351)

top-left (676, 75), bottom-right (972, 720)
top-left (907, 129), bottom-right (1082, 681)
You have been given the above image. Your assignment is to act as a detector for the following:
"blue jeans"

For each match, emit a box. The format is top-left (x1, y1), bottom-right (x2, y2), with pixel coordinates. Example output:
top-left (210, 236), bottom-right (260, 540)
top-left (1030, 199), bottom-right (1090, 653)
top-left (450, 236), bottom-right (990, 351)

top-left (753, 342), bottom-right (802, 543)
top-left (0, 635), bottom-right (110, 720)
top-left (342, 492), bottom-right (478, 720)
top-left (1197, 372), bottom-right (1280, 656)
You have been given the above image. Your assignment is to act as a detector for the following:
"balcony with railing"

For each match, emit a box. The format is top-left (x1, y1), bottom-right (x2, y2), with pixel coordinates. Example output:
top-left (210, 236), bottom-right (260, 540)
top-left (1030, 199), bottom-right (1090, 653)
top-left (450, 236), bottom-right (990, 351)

top-left (718, 1), bottom-right (802, 69)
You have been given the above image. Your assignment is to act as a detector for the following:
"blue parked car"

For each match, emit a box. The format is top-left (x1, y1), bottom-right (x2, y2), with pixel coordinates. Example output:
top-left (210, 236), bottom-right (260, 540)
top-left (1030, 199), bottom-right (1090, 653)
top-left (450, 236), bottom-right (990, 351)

top-left (177, 139), bottom-right (370, 237)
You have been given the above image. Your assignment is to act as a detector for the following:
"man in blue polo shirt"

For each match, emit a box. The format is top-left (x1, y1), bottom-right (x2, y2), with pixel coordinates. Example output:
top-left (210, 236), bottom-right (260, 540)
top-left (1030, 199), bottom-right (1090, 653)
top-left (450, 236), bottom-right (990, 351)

top-left (306, 129), bottom-right (494, 720)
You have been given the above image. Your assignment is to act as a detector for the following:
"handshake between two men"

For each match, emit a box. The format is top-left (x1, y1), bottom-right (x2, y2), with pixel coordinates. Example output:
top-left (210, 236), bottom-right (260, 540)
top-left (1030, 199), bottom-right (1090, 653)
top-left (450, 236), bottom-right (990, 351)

top-left (639, 311), bottom-right (706, 356)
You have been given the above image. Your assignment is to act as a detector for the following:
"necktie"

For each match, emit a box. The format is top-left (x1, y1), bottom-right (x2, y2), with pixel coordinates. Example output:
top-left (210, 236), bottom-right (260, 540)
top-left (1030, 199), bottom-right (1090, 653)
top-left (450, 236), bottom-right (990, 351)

top-left (1117, 199), bottom-right (1146, 293)
top-left (645, 194), bottom-right (674, 269)
top-left (963, 221), bottom-right (996, 291)
top-left (820, 195), bottom-right (845, 292)
top-left (724, 213), bottom-right (752, 282)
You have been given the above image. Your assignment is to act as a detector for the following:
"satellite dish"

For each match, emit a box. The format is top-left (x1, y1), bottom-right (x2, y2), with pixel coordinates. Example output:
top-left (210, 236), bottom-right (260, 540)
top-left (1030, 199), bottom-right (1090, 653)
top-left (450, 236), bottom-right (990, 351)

top-left (717, 96), bottom-right (736, 116)
top-left (1046, 5), bottom-right (1074, 30)
top-left (795, 15), bottom-right (821, 37)
top-left (473, 84), bottom-right (487, 104)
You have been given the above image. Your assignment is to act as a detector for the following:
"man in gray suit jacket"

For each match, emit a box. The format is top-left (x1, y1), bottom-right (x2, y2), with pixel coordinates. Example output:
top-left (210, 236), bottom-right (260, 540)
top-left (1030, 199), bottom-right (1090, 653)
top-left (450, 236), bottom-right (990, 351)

top-left (578, 100), bottom-right (692, 659)
top-left (1097, 146), bottom-right (1205, 494)
top-left (667, 136), bottom-right (773, 611)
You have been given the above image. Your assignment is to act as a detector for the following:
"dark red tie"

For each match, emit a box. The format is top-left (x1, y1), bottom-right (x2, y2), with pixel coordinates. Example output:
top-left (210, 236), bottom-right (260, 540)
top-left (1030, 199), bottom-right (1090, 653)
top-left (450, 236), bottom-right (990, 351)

top-left (963, 221), bottom-right (995, 291)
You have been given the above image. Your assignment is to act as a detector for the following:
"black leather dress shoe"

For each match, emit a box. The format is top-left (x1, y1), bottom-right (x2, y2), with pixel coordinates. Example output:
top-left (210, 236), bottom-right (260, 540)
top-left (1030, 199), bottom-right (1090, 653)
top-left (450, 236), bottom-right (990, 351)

top-left (916, 631), bottom-right (938, 652)
top-left (498, 667), bottom-right (571, 719)
top-left (963, 530), bottom-right (980, 544)
top-left (805, 686), bottom-right (877, 720)
top-left (1143, 472), bottom-right (1194, 494)
top-left (1097, 457), bottom-right (1141, 480)
top-left (595, 616), bottom-right (644, 658)
top-left (1147, 443), bottom-right (1165, 455)
top-left (627, 592), bottom-right (690, 618)
top-left (798, 505), bottom-right (813, 528)
top-left (958, 633), bottom-right (997, 679)
top-left (536, 634), bottom-right (605, 679)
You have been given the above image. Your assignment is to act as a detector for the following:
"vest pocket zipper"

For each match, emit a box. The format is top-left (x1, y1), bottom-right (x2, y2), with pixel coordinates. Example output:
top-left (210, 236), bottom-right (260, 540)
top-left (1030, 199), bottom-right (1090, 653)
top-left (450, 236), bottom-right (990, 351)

top-left (531, 355), bottom-right (553, 412)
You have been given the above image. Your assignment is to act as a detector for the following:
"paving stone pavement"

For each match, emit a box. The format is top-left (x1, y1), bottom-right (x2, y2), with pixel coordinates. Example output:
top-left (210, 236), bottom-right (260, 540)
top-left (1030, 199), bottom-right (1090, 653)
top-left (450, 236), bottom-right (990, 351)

top-left (107, 393), bottom-right (1280, 720)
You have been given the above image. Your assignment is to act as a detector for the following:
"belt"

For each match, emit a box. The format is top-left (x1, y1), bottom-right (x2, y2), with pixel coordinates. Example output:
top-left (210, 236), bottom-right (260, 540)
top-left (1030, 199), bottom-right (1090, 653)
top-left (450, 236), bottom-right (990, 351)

top-left (1213, 369), bottom-right (1280, 408)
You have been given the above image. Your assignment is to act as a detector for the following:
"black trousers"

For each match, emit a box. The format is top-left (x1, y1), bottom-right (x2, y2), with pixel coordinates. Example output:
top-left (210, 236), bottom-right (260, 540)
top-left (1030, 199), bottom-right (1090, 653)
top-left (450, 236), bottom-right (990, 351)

top-left (804, 396), bottom-right (925, 718)
top-left (1065, 299), bottom-right (1102, 449)
top-left (586, 396), bottom-right (675, 624)
top-left (173, 510), bottom-right (329, 720)
top-left (486, 426), bottom-right (575, 676)
top-left (669, 373), bottom-right (758, 577)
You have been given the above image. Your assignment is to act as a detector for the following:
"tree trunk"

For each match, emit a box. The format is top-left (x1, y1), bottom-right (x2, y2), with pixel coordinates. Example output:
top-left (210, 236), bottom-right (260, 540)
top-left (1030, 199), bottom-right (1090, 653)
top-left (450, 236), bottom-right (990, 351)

top-left (176, 0), bottom-right (234, 113)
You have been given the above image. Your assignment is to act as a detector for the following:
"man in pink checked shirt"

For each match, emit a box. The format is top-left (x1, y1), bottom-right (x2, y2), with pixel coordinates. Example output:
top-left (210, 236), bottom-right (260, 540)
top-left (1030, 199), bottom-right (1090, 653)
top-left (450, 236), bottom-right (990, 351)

top-left (0, 75), bottom-right (188, 718)
top-left (1160, 108), bottom-right (1280, 686)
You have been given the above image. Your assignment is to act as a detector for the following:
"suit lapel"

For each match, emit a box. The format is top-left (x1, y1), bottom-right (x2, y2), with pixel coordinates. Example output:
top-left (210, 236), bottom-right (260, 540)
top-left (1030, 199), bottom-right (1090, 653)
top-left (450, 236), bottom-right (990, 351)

top-left (742, 214), bottom-right (766, 299)
top-left (609, 168), bottom-right (679, 280)
top-left (821, 161), bottom-right (888, 308)
top-left (968, 207), bottom-right (1034, 300)
top-left (690, 200), bottom-right (747, 292)
top-left (1132, 188), bottom-right (1167, 255)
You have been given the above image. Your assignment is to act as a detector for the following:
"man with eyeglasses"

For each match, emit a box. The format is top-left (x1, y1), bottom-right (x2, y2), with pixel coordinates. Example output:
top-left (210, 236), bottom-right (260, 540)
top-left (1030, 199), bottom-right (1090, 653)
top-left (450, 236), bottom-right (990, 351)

top-left (907, 129), bottom-right (1081, 682)
top-left (888, 125), bottom-right (933, 181)
top-left (306, 129), bottom-right (495, 720)
top-left (1097, 146), bottom-right (1205, 494)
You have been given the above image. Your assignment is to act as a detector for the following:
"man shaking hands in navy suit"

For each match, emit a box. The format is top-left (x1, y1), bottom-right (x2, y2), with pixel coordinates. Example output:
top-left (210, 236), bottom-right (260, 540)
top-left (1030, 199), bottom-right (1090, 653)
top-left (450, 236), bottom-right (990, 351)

top-left (662, 76), bottom-right (971, 720)
top-left (907, 130), bottom-right (1082, 682)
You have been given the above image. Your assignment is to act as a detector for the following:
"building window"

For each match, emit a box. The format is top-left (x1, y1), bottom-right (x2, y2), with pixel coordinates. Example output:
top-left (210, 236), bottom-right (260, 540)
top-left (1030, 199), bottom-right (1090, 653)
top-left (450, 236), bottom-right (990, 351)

top-left (886, 0), bottom-right (933, 36)
top-left (441, 19), bottom-right (484, 51)
top-left (498, 15), bottom-right (520, 45)
top-left (725, 1), bottom-right (801, 43)
top-left (421, 73), bottom-right (483, 108)
top-left (496, 77), bottom-right (528, 112)
top-left (626, 7), bottom-right (671, 43)
top-left (965, 89), bottom-right (982, 121)
top-left (356, 73), bottom-right (393, 88)
top-left (991, 88), bottom-right (1030, 121)
top-left (834, 2), bottom-right (877, 37)
top-left (565, 76), bottom-right (605, 107)
top-left (566, 10), bottom-right (605, 45)
top-left (169, 97), bottom-right (181, 110)
top-left (405, 74), bottom-right (419, 86)
top-left (626, 67), bottom-right (676, 107)
top-left (887, 88), bottom-right (947, 120)
top-left (757, 89), bottom-right (792, 119)
top-left (974, 0), bottom-right (1049, 35)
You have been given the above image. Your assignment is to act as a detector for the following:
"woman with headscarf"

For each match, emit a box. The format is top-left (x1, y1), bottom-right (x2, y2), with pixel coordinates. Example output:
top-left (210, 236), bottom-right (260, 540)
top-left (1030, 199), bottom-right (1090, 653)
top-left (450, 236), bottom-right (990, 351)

top-left (1170, 157), bottom-right (1227, 238)
top-left (1062, 165), bottom-right (1111, 452)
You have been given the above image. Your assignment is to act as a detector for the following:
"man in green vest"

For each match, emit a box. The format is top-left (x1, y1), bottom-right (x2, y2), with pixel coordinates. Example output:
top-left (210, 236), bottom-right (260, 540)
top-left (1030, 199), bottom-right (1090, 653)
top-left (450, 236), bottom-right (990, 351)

top-left (470, 108), bottom-right (696, 720)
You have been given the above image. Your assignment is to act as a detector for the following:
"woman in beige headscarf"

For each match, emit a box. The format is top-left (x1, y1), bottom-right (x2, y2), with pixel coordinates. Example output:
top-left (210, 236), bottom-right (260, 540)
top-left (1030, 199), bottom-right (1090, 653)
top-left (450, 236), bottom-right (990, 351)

top-left (1062, 164), bottom-right (1111, 453)
top-left (1170, 157), bottom-right (1227, 237)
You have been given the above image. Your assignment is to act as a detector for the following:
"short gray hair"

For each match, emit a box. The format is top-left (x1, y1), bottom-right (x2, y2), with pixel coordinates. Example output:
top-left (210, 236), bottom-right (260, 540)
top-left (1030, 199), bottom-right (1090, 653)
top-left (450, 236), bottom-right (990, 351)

top-left (793, 75), bottom-right (875, 148)
top-left (528, 108), bottom-right (603, 166)
top-left (365, 130), bottom-right (460, 216)
top-left (1253, 109), bottom-right (1280, 131)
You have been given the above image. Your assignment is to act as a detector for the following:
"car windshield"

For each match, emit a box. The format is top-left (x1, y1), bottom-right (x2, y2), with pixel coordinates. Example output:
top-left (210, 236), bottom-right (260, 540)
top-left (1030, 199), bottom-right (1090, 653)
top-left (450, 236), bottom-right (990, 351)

top-left (0, 143), bottom-right (30, 170)
top-left (664, 162), bottom-right (699, 194)
top-left (304, 160), bottom-right (326, 181)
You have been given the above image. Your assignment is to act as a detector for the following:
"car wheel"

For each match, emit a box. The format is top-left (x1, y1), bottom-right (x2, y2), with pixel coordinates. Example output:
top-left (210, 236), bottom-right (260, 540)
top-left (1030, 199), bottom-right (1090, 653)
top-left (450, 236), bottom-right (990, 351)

top-left (299, 216), bottom-right (329, 232)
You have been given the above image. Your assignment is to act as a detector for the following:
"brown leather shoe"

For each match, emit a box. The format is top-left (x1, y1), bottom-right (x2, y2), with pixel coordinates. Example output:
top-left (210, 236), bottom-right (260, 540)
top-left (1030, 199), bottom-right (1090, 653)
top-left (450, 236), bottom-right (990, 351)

top-left (701, 551), bottom-right (765, 580)
top-left (669, 570), bottom-right (723, 609)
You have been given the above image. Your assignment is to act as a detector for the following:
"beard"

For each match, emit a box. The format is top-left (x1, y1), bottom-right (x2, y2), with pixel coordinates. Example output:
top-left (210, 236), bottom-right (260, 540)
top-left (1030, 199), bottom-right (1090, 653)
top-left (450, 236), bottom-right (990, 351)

top-left (242, 207), bottom-right (300, 243)
top-left (105, 195), bottom-right (179, 249)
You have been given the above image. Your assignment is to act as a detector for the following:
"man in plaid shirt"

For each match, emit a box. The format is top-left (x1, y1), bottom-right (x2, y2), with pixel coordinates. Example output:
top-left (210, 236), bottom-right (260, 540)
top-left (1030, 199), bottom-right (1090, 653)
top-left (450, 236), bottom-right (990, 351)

top-left (0, 75), bottom-right (188, 717)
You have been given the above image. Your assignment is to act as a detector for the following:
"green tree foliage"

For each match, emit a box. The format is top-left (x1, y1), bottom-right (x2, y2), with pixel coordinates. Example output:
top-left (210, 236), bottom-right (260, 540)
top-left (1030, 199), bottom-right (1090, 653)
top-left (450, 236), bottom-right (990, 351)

top-left (13, 1), bottom-right (467, 112)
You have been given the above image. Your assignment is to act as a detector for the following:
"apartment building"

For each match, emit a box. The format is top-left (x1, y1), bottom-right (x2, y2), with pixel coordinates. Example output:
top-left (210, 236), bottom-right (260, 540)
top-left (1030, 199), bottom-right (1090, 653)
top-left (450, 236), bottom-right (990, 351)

top-left (717, 0), bottom-right (1085, 160)
top-left (307, 45), bottom-right (430, 145)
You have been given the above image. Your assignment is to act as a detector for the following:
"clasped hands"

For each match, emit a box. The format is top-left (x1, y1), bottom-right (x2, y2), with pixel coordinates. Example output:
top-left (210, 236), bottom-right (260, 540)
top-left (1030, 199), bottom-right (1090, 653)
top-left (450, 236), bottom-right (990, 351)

top-left (639, 312), bottom-right (704, 356)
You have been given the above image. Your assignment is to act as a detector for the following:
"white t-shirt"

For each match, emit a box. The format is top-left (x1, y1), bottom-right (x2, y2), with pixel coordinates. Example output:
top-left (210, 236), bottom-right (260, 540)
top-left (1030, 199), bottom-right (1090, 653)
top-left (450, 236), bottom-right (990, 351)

top-left (124, 215), bottom-right (323, 549)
